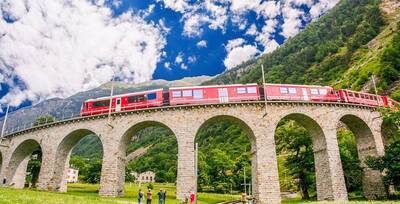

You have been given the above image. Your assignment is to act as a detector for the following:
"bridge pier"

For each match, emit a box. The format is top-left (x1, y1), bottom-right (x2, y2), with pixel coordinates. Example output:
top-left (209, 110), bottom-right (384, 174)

top-left (252, 123), bottom-right (281, 204)
top-left (176, 128), bottom-right (196, 200)
top-left (99, 135), bottom-right (125, 197)
top-left (10, 156), bottom-right (30, 189)
top-left (314, 127), bottom-right (348, 201)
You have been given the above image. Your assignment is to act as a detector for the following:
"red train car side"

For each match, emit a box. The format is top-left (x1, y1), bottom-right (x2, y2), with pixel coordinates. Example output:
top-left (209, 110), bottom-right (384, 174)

top-left (80, 89), bottom-right (164, 116)
top-left (264, 84), bottom-right (339, 102)
top-left (169, 84), bottom-right (260, 105)
top-left (338, 89), bottom-right (384, 106)
top-left (382, 96), bottom-right (399, 109)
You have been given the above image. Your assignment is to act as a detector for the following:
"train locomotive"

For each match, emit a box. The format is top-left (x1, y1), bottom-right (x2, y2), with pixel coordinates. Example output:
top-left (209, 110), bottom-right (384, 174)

top-left (80, 83), bottom-right (399, 116)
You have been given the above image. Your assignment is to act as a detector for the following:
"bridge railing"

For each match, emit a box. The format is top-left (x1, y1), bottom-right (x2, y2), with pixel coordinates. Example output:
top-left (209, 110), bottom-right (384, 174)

top-left (1, 112), bottom-right (82, 137)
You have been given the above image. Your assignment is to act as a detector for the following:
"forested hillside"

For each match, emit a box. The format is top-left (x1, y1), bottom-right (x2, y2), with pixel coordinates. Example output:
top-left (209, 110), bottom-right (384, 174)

top-left (205, 0), bottom-right (400, 99)
top-left (68, 0), bottom-right (400, 198)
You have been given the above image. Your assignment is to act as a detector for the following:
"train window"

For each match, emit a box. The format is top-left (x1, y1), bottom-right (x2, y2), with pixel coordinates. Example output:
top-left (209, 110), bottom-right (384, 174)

top-left (237, 87), bottom-right (247, 94)
top-left (128, 95), bottom-right (146, 103)
top-left (193, 90), bottom-right (203, 99)
top-left (172, 91), bottom-right (182, 97)
top-left (147, 93), bottom-right (157, 100)
top-left (288, 88), bottom-right (296, 94)
top-left (319, 89), bottom-right (327, 95)
top-left (247, 87), bottom-right (257, 94)
top-left (182, 90), bottom-right (193, 97)
top-left (310, 89), bottom-right (318, 95)
top-left (92, 100), bottom-right (110, 108)
top-left (280, 87), bottom-right (288, 94)
top-left (355, 93), bottom-right (359, 98)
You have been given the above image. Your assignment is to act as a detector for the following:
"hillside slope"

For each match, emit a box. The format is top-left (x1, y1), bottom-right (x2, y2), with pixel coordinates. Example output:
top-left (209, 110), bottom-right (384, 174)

top-left (205, 0), bottom-right (400, 100)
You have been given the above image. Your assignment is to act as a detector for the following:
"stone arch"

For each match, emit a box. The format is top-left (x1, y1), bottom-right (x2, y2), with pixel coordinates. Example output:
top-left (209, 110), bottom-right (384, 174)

top-left (275, 113), bottom-right (348, 201)
top-left (339, 114), bottom-right (386, 199)
top-left (194, 115), bottom-right (256, 197)
top-left (120, 121), bottom-right (176, 153)
top-left (6, 139), bottom-right (42, 189)
top-left (118, 120), bottom-right (178, 196)
top-left (50, 128), bottom-right (104, 192)
top-left (195, 114), bottom-right (257, 143)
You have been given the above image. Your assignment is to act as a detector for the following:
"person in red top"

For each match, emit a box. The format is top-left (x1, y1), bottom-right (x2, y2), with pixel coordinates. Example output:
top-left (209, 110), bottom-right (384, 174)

top-left (146, 189), bottom-right (152, 204)
top-left (189, 191), bottom-right (195, 204)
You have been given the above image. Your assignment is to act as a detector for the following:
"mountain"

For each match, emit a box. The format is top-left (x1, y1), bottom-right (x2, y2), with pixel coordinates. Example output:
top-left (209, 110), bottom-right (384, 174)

top-left (0, 76), bottom-right (213, 133)
top-left (204, 0), bottom-right (400, 101)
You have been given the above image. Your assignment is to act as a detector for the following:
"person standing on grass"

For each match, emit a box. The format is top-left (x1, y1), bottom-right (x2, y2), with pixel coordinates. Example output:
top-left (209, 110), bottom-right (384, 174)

top-left (190, 191), bottom-right (195, 204)
top-left (147, 188), bottom-right (153, 204)
top-left (2, 177), bottom-right (6, 186)
top-left (163, 190), bottom-right (167, 204)
top-left (157, 189), bottom-right (164, 204)
top-left (138, 189), bottom-right (144, 204)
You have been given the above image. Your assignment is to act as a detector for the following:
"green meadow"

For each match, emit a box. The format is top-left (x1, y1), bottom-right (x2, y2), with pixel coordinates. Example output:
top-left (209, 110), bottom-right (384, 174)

top-left (0, 183), bottom-right (399, 204)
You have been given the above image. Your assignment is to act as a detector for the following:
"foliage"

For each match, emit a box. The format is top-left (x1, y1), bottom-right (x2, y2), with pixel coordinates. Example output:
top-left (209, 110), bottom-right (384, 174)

top-left (33, 115), bottom-right (56, 126)
top-left (366, 140), bottom-right (400, 189)
top-left (69, 156), bottom-right (102, 184)
top-left (126, 127), bottom-right (177, 183)
top-left (196, 121), bottom-right (251, 193)
top-left (337, 129), bottom-right (362, 193)
top-left (275, 120), bottom-right (315, 199)
top-left (25, 149), bottom-right (42, 188)
top-left (366, 109), bottom-right (400, 190)
top-left (147, 183), bottom-right (154, 190)
top-left (206, 0), bottom-right (386, 89)
top-left (71, 135), bottom-right (103, 159)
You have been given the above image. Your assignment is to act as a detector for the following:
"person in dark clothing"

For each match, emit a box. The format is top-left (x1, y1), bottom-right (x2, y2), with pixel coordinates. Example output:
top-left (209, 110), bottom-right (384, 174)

top-left (157, 189), bottom-right (167, 204)
top-left (138, 189), bottom-right (144, 204)
top-left (2, 177), bottom-right (6, 186)
top-left (147, 188), bottom-right (153, 204)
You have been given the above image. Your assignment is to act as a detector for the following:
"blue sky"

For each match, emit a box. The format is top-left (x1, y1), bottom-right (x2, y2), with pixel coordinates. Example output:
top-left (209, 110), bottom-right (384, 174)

top-left (0, 0), bottom-right (339, 114)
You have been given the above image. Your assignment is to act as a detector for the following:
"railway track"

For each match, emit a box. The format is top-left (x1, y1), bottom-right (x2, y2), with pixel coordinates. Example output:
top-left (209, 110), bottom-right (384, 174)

top-left (217, 200), bottom-right (242, 204)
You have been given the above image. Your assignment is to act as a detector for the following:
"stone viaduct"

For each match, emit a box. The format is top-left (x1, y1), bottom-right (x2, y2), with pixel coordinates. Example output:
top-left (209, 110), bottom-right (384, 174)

top-left (0, 101), bottom-right (388, 204)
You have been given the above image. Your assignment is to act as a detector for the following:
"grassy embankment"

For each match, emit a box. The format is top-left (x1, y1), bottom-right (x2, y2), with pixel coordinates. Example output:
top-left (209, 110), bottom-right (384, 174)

top-left (0, 183), bottom-right (399, 204)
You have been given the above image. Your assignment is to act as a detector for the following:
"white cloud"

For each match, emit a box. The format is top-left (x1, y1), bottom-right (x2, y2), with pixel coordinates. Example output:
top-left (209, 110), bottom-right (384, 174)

top-left (281, 4), bottom-right (303, 39)
top-left (175, 52), bottom-right (184, 64)
top-left (180, 63), bottom-right (188, 70)
top-left (229, 0), bottom-right (261, 13)
top-left (256, 1), bottom-right (281, 19)
top-left (161, 0), bottom-right (190, 13)
top-left (245, 24), bottom-right (257, 36)
top-left (310, 0), bottom-right (340, 19)
top-left (182, 13), bottom-right (210, 37)
top-left (164, 62), bottom-right (171, 70)
top-left (196, 40), bottom-right (207, 48)
top-left (188, 56), bottom-right (197, 63)
top-left (223, 38), bottom-right (259, 70)
top-left (0, 0), bottom-right (166, 106)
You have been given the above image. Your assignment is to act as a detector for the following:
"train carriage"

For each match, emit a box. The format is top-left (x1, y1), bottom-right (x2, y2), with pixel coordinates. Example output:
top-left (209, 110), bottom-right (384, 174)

top-left (169, 84), bottom-right (260, 105)
top-left (264, 84), bottom-right (339, 102)
top-left (382, 96), bottom-right (399, 109)
top-left (80, 89), bottom-right (164, 116)
top-left (338, 89), bottom-right (384, 107)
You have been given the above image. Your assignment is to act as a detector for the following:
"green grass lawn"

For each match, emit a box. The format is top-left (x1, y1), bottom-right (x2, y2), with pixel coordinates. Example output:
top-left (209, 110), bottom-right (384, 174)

top-left (0, 183), bottom-right (399, 204)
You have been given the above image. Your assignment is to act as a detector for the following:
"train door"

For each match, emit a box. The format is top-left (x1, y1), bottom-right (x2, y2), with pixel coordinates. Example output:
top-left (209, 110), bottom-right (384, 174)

top-left (218, 88), bottom-right (229, 103)
top-left (115, 97), bottom-right (122, 112)
top-left (302, 88), bottom-right (309, 101)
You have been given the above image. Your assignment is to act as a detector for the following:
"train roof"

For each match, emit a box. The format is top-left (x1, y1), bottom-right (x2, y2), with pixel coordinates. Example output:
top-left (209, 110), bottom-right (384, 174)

top-left (264, 83), bottom-right (333, 88)
top-left (85, 88), bottom-right (164, 102)
top-left (169, 83), bottom-right (258, 90)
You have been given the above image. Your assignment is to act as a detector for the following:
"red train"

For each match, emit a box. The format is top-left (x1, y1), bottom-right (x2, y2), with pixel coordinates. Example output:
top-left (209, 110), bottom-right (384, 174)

top-left (80, 83), bottom-right (399, 116)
